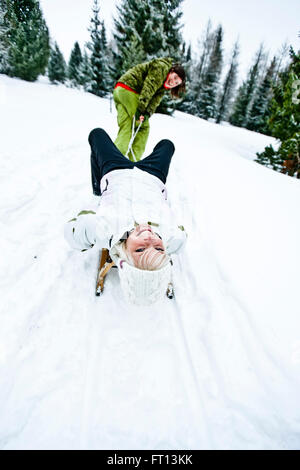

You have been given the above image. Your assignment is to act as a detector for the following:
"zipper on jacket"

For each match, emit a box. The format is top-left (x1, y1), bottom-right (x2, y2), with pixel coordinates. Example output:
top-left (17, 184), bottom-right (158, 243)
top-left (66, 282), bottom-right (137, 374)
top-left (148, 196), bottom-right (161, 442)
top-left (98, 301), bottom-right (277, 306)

top-left (100, 178), bottom-right (109, 196)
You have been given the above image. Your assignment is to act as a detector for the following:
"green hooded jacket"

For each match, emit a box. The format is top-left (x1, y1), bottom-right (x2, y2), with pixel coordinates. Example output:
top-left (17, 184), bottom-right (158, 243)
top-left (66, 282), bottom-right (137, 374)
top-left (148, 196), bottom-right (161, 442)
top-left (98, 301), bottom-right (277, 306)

top-left (117, 57), bottom-right (174, 117)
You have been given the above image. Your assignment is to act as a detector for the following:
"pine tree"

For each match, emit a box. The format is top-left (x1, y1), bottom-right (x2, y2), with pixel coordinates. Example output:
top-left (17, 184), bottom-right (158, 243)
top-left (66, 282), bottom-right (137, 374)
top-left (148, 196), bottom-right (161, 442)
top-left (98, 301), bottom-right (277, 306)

top-left (6, 0), bottom-right (50, 81)
top-left (216, 39), bottom-right (239, 123)
top-left (78, 49), bottom-right (93, 91)
top-left (87, 0), bottom-right (110, 97)
top-left (255, 48), bottom-right (300, 178)
top-left (8, 0), bottom-right (36, 22)
top-left (196, 20), bottom-right (215, 83)
top-left (247, 56), bottom-right (277, 133)
top-left (68, 41), bottom-right (82, 87)
top-left (100, 20), bottom-right (114, 91)
top-left (113, 0), bottom-right (143, 79)
top-left (186, 43), bottom-right (192, 62)
top-left (112, 0), bottom-right (184, 78)
top-left (0, 0), bottom-right (10, 74)
top-left (154, 0), bottom-right (185, 115)
top-left (154, 0), bottom-right (183, 60)
top-left (255, 144), bottom-right (282, 171)
top-left (175, 42), bottom-right (193, 113)
top-left (120, 33), bottom-right (145, 72)
top-left (113, 0), bottom-right (184, 115)
top-left (48, 42), bottom-right (66, 84)
top-left (180, 20), bottom-right (215, 116)
top-left (274, 42), bottom-right (289, 83)
top-left (194, 20), bottom-right (215, 97)
top-left (197, 25), bottom-right (224, 119)
top-left (229, 44), bottom-right (265, 127)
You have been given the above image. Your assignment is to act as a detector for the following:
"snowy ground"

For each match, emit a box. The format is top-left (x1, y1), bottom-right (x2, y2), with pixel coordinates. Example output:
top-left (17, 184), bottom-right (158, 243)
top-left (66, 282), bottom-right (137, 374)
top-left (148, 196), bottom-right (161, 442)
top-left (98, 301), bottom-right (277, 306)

top-left (0, 74), bottom-right (300, 450)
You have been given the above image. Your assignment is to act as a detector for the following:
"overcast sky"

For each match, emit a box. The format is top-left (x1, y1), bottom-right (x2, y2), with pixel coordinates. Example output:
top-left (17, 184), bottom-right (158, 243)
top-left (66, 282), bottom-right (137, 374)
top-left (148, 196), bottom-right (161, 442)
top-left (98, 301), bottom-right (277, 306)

top-left (39, 0), bottom-right (300, 79)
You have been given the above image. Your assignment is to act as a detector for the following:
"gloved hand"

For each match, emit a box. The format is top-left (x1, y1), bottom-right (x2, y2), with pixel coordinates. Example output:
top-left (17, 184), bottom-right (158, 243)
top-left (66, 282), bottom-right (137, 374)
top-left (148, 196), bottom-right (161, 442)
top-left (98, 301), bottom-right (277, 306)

top-left (165, 225), bottom-right (188, 255)
top-left (135, 110), bottom-right (150, 123)
top-left (64, 212), bottom-right (97, 251)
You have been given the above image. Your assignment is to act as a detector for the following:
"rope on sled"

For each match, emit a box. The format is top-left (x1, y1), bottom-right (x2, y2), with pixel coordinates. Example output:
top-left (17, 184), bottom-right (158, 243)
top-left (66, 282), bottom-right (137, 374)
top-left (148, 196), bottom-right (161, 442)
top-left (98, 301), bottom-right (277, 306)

top-left (125, 115), bottom-right (142, 161)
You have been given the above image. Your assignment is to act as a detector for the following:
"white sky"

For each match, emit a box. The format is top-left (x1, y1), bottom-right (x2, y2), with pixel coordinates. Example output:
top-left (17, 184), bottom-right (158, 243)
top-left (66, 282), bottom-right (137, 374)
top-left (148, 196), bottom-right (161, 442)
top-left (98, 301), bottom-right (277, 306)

top-left (39, 0), bottom-right (300, 79)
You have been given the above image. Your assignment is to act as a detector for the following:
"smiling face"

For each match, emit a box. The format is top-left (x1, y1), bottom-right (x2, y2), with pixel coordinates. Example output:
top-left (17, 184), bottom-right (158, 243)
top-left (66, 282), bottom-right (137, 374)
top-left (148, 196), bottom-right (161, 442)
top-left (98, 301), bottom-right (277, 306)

top-left (125, 223), bottom-right (166, 268)
top-left (164, 71), bottom-right (183, 89)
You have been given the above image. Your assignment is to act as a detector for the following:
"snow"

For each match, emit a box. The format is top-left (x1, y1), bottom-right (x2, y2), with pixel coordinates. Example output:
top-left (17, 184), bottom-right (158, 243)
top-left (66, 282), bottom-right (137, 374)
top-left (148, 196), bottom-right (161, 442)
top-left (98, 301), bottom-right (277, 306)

top-left (0, 74), bottom-right (300, 450)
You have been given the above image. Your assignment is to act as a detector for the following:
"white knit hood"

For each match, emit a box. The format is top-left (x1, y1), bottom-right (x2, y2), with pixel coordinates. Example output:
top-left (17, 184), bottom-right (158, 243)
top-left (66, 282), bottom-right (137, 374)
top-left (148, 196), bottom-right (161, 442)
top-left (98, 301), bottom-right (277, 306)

top-left (117, 258), bottom-right (172, 306)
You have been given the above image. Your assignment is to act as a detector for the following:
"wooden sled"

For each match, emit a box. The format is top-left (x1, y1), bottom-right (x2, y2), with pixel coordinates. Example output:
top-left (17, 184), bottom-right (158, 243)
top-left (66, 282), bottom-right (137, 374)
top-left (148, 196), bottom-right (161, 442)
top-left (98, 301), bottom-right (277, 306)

top-left (95, 249), bottom-right (115, 296)
top-left (95, 248), bottom-right (174, 299)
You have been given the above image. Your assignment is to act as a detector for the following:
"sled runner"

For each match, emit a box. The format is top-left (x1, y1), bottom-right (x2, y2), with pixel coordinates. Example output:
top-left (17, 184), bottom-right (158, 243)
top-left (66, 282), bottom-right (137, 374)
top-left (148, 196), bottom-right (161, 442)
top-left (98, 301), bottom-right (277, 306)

top-left (95, 248), bottom-right (175, 299)
top-left (95, 249), bottom-right (115, 296)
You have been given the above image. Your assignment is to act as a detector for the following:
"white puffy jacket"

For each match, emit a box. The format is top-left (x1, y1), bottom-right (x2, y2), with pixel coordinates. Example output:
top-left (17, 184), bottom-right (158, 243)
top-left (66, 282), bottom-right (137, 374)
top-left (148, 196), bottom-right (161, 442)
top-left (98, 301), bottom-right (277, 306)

top-left (64, 167), bottom-right (187, 262)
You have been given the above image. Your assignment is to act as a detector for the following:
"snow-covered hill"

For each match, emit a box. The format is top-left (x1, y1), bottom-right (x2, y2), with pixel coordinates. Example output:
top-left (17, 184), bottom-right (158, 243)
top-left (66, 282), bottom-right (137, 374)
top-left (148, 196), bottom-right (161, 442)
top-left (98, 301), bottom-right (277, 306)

top-left (1, 74), bottom-right (300, 450)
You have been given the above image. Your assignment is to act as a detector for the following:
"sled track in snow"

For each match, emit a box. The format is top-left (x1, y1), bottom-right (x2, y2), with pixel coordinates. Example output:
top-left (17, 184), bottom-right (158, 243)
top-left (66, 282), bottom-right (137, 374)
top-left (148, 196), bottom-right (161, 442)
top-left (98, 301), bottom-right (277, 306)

top-left (171, 297), bottom-right (215, 448)
top-left (77, 264), bottom-right (216, 449)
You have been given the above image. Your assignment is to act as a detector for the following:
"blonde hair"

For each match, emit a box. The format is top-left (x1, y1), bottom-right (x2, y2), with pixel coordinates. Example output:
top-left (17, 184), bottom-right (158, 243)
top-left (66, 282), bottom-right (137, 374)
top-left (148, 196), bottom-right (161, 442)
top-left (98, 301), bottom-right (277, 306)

top-left (115, 240), bottom-right (170, 271)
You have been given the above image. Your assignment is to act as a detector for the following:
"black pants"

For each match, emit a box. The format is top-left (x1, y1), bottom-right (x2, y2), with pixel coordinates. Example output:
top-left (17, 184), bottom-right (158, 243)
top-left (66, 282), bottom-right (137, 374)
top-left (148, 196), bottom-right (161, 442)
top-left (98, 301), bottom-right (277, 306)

top-left (88, 128), bottom-right (175, 196)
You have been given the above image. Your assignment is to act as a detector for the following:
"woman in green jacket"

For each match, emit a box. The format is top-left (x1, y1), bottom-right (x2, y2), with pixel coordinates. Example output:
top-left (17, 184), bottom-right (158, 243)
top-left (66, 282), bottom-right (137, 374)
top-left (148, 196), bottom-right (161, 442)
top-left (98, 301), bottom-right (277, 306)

top-left (113, 57), bottom-right (186, 161)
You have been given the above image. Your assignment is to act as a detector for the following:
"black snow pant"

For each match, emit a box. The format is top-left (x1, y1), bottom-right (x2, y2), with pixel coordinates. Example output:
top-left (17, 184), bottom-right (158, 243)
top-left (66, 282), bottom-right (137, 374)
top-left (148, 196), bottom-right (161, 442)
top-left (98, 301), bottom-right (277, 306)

top-left (88, 128), bottom-right (175, 196)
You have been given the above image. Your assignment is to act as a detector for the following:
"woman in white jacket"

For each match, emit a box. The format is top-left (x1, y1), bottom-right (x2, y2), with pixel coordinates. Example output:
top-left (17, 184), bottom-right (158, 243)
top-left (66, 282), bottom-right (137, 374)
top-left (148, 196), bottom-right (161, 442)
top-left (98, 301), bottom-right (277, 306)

top-left (64, 128), bottom-right (187, 305)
